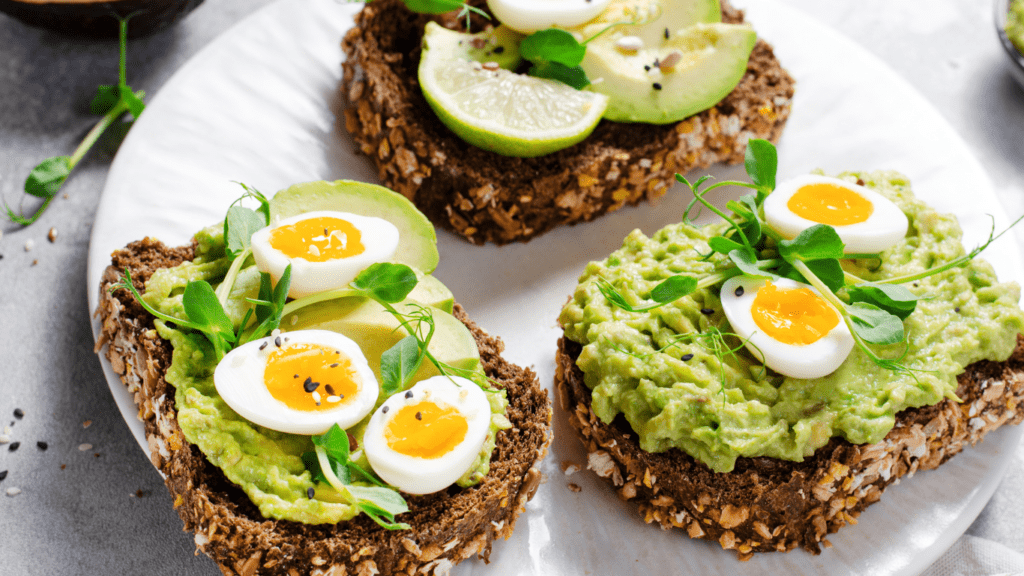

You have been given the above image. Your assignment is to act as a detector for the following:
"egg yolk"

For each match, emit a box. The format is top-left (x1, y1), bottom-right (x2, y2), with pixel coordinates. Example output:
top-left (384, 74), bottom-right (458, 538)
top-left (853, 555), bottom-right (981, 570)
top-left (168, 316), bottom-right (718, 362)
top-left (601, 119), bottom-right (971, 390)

top-left (263, 343), bottom-right (360, 412)
top-left (751, 282), bottom-right (840, 346)
top-left (268, 217), bottom-right (365, 262)
top-left (787, 183), bottom-right (874, 226)
top-left (384, 401), bottom-right (468, 460)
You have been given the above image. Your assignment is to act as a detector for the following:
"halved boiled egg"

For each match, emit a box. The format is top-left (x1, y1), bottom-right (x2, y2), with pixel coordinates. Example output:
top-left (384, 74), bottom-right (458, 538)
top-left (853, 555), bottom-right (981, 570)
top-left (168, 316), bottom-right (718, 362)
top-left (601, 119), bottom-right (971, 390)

top-left (763, 175), bottom-right (909, 254)
top-left (363, 376), bottom-right (491, 495)
top-left (214, 329), bottom-right (380, 435)
top-left (251, 211), bottom-right (400, 299)
top-left (487, 0), bottom-right (611, 34)
top-left (721, 276), bottom-right (854, 379)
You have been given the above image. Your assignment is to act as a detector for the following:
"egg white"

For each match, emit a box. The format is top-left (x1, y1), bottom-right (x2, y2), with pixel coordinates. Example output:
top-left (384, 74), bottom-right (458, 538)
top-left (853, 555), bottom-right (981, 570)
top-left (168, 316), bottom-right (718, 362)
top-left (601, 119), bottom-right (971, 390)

top-left (363, 376), bottom-right (491, 495)
top-left (251, 210), bottom-right (399, 299)
top-left (214, 329), bottom-right (380, 435)
top-left (721, 276), bottom-right (854, 380)
top-left (487, 0), bottom-right (610, 34)
top-left (763, 175), bottom-right (909, 254)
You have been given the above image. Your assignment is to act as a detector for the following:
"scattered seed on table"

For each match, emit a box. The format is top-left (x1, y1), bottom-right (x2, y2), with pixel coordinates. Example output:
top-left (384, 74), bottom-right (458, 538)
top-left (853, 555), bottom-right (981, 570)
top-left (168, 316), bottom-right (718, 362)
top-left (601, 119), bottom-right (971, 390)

top-left (82, 420), bottom-right (92, 429)
top-left (78, 443), bottom-right (92, 452)
top-left (47, 228), bottom-right (58, 243)
top-left (6, 487), bottom-right (21, 497)
top-left (36, 441), bottom-right (47, 451)
top-left (8, 442), bottom-right (20, 452)
top-left (0, 470), bottom-right (7, 481)
top-left (13, 409), bottom-right (23, 419)
top-left (24, 239), bottom-right (33, 252)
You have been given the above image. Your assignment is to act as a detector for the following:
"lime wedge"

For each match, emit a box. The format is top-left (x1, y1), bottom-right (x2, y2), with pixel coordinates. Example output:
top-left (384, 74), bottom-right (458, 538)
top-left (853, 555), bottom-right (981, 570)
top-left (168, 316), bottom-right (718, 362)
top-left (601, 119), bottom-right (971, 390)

top-left (418, 22), bottom-right (609, 158)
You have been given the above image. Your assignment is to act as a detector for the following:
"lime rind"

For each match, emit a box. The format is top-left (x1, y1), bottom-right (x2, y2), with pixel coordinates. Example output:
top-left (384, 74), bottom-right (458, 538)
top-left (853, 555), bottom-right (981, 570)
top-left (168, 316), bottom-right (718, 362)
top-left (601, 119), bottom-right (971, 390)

top-left (419, 22), bottom-right (609, 158)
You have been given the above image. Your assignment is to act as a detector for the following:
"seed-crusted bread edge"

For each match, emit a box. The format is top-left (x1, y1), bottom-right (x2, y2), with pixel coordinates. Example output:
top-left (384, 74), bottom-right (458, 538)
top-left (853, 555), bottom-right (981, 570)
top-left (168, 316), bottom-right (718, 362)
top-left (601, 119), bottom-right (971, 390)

top-left (95, 237), bottom-right (553, 576)
top-left (340, 0), bottom-right (795, 245)
top-left (555, 335), bottom-right (1024, 560)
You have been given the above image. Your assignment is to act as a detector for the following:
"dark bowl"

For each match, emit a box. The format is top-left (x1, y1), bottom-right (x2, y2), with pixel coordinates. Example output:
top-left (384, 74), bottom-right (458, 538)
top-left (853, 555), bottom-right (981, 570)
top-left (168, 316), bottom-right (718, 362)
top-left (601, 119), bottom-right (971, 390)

top-left (996, 0), bottom-right (1024, 91)
top-left (0, 0), bottom-right (204, 38)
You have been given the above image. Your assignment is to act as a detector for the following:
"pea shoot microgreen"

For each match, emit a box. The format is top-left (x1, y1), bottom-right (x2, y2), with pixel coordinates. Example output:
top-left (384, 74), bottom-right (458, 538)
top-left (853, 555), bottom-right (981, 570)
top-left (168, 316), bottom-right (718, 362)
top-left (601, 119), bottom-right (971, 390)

top-left (302, 424), bottom-right (410, 530)
top-left (6, 18), bottom-right (144, 226)
top-left (597, 138), bottom-right (1023, 377)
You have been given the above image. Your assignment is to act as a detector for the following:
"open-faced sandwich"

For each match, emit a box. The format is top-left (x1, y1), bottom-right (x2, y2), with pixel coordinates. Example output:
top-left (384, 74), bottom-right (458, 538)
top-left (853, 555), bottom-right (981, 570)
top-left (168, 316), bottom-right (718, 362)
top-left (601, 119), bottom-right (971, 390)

top-left (95, 181), bottom-right (551, 575)
top-left (555, 140), bottom-right (1024, 558)
top-left (342, 0), bottom-right (795, 244)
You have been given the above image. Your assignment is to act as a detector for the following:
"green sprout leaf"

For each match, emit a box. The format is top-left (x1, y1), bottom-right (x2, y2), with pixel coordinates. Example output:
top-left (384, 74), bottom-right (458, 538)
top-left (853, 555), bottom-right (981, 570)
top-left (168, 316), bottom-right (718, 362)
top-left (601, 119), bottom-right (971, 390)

top-left (351, 263), bottom-right (419, 303)
top-left (847, 302), bottom-right (905, 345)
top-left (521, 29), bottom-right (587, 67)
top-left (744, 138), bottom-right (777, 194)
top-left (402, 0), bottom-right (465, 13)
top-left (728, 249), bottom-right (778, 280)
top-left (597, 275), bottom-right (697, 313)
top-left (224, 205), bottom-right (266, 258)
top-left (778, 224), bottom-right (846, 262)
top-left (846, 283), bottom-right (920, 320)
top-left (182, 281), bottom-right (236, 354)
top-left (24, 156), bottom-right (72, 199)
top-left (708, 236), bottom-right (747, 256)
top-left (312, 423), bottom-right (351, 464)
top-left (90, 85), bottom-right (120, 115)
top-left (777, 259), bottom-right (845, 293)
top-left (380, 335), bottom-right (425, 396)
top-left (241, 265), bottom-right (292, 344)
top-left (520, 28), bottom-right (590, 89)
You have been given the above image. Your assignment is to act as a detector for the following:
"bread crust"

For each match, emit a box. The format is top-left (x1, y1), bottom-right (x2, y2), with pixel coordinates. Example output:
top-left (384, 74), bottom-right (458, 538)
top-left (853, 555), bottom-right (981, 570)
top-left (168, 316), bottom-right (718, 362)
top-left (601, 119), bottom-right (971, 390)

top-left (95, 238), bottom-right (552, 576)
top-left (555, 335), bottom-right (1024, 559)
top-left (341, 0), bottom-right (795, 245)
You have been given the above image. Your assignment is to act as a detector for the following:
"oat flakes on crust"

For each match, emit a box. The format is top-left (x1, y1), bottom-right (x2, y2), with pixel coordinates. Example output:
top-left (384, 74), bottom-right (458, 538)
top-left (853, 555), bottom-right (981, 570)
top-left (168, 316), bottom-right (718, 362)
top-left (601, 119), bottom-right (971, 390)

top-left (555, 336), bottom-right (1024, 559)
top-left (97, 239), bottom-right (552, 576)
top-left (341, 0), bottom-right (795, 245)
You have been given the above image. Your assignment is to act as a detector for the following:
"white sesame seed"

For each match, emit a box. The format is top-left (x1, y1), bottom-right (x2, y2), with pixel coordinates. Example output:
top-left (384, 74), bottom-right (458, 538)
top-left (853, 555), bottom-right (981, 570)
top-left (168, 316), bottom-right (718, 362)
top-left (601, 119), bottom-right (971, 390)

top-left (6, 487), bottom-right (21, 497)
top-left (290, 315), bottom-right (298, 326)
top-left (78, 443), bottom-right (93, 452)
top-left (271, 329), bottom-right (282, 337)
top-left (312, 391), bottom-right (322, 403)
top-left (614, 35), bottom-right (643, 54)
top-left (327, 395), bottom-right (341, 403)
top-left (24, 239), bottom-right (34, 252)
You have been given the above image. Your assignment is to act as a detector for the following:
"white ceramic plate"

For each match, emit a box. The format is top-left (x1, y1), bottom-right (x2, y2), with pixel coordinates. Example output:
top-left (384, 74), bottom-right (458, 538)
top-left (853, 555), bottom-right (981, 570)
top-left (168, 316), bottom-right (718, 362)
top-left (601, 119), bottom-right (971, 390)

top-left (86, 1), bottom-right (1024, 575)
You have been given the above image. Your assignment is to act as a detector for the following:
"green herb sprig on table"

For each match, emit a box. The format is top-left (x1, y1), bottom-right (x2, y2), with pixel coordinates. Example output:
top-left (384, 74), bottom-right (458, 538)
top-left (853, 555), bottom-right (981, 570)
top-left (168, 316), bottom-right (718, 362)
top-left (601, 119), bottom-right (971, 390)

top-left (6, 18), bottom-right (145, 226)
top-left (598, 139), bottom-right (1024, 376)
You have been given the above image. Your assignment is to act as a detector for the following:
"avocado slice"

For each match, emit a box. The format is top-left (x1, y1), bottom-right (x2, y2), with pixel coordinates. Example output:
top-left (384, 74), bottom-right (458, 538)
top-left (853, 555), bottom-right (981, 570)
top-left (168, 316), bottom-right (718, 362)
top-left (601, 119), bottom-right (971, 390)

top-left (286, 296), bottom-right (481, 394)
top-left (582, 22), bottom-right (755, 124)
top-left (413, 273), bottom-right (455, 314)
top-left (570, 0), bottom-right (721, 44)
top-left (270, 180), bottom-right (440, 274)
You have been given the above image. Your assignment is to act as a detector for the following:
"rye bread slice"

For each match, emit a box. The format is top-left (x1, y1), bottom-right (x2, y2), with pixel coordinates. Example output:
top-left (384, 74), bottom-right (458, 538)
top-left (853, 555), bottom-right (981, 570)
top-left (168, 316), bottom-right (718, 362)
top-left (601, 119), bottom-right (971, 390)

top-left (341, 0), bottom-right (795, 245)
top-left (95, 238), bottom-right (552, 576)
top-left (555, 335), bottom-right (1024, 559)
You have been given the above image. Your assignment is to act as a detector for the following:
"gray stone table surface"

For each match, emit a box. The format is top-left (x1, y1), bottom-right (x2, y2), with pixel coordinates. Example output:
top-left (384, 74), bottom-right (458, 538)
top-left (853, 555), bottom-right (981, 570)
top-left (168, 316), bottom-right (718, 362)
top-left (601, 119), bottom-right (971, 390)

top-left (0, 0), bottom-right (1022, 574)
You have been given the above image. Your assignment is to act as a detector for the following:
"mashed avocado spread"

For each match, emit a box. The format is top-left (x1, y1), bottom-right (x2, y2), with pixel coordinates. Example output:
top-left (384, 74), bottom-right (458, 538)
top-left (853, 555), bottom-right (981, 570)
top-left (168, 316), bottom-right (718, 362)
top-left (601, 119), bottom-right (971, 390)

top-left (1009, 0), bottom-right (1024, 55)
top-left (144, 228), bottom-right (509, 524)
top-left (559, 171), bottom-right (1024, 473)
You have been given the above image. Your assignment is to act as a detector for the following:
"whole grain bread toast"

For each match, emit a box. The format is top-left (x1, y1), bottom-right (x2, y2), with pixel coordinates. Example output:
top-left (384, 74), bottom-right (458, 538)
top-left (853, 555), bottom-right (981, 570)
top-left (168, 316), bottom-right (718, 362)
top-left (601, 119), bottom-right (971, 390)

top-left (341, 0), bottom-right (795, 245)
top-left (554, 336), bottom-right (1024, 559)
top-left (95, 238), bottom-right (552, 576)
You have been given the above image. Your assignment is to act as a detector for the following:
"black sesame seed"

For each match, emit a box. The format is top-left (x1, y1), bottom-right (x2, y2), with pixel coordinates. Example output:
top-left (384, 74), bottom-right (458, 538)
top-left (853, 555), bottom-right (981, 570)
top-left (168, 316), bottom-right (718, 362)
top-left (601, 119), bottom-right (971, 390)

top-left (0, 470), bottom-right (6, 481)
top-left (275, 336), bottom-right (282, 347)
top-left (653, 83), bottom-right (663, 90)
top-left (13, 408), bottom-right (24, 419)
top-left (37, 441), bottom-right (47, 451)
top-left (415, 412), bottom-right (423, 421)
top-left (955, 307), bottom-right (961, 313)
top-left (259, 342), bottom-right (268, 351)
top-left (294, 374), bottom-right (299, 379)
top-left (653, 58), bottom-right (660, 67)
top-left (709, 421), bottom-right (719, 430)
top-left (330, 363), bottom-right (339, 368)
top-left (325, 385), bottom-right (336, 396)
top-left (307, 487), bottom-right (315, 499)
top-left (303, 378), bottom-right (319, 393)
top-left (382, 406), bottom-right (390, 414)
top-left (734, 286), bottom-right (744, 297)
top-left (324, 228), bottom-right (329, 236)
top-left (664, 28), bottom-right (670, 39)
top-left (681, 353), bottom-right (694, 361)
top-left (405, 391), bottom-right (414, 399)
top-left (700, 308), bottom-right (714, 315)
top-left (644, 65), bottom-right (651, 71)
top-left (913, 283), bottom-right (919, 288)
top-left (494, 46), bottom-right (505, 54)
top-left (9, 442), bottom-right (20, 452)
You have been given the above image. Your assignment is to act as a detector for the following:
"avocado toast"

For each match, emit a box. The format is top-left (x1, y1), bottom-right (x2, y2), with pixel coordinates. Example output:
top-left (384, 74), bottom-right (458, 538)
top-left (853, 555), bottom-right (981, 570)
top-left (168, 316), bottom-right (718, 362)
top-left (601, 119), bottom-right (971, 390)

top-left (94, 181), bottom-right (551, 574)
top-left (342, 0), bottom-right (794, 245)
top-left (555, 144), bottom-right (1024, 557)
